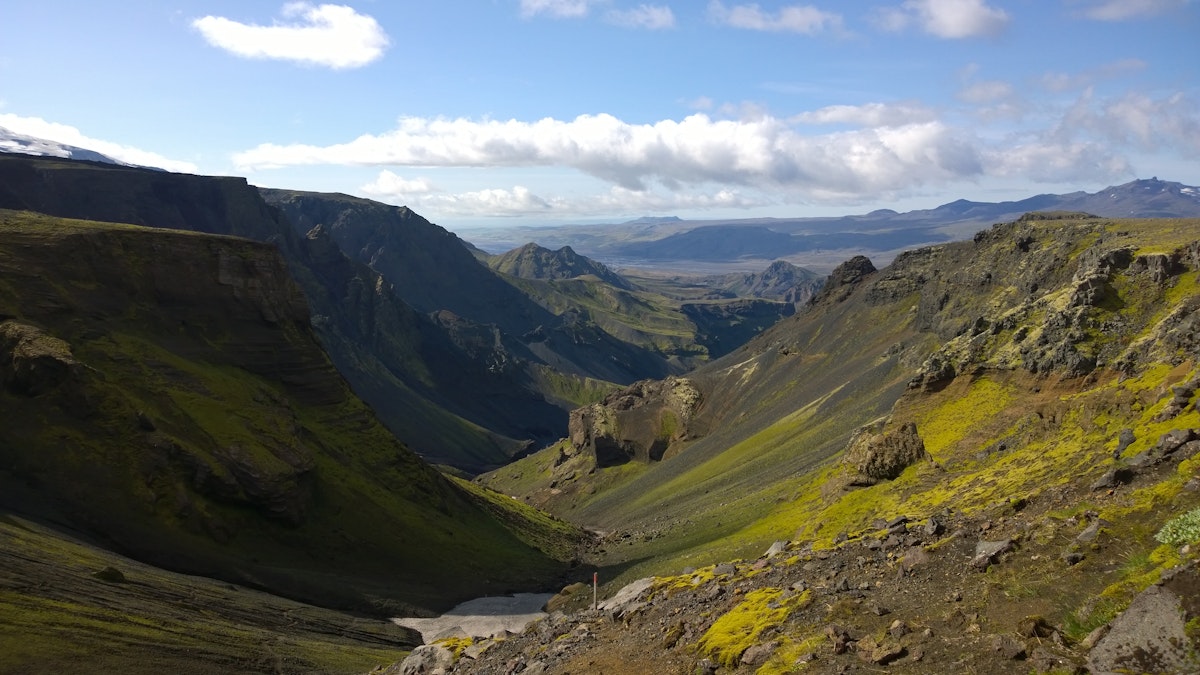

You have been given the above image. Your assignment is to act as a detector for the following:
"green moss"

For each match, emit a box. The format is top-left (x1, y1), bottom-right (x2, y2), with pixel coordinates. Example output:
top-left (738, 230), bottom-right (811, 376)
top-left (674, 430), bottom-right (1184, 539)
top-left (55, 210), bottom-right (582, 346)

top-left (696, 588), bottom-right (811, 668)
top-left (756, 632), bottom-right (824, 674)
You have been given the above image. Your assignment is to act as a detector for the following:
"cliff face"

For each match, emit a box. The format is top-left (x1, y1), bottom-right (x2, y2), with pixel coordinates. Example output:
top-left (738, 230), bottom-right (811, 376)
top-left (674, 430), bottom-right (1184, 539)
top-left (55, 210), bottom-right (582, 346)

top-left (0, 154), bottom-right (552, 470)
top-left (0, 211), bottom-right (574, 613)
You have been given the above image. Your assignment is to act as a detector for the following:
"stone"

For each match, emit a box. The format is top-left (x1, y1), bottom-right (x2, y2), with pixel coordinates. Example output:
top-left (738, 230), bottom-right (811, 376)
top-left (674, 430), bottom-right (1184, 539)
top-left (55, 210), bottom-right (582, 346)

top-left (741, 641), bottom-right (779, 666)
top-left (1075, 520), bottom-right (1105, 544)
top-left (857, 637), bottom-right (907, 665)
top-left (843, 422), bottom-right (930, 485)
top-left (971, 539), bottom-right (1015, 569)
top-left (92, 566), bottom-right (126, 583)
top-left (1088, 583), bottom-right (1199, 675)
top-left (990, 634), bottom-right (1027, 660)
top-left (1090, 467), bottom-right (1135, 491)
top-left (1114, 428), bottom-right (1136, 456)
top-left (397, 644), bottom-right (454, 675)
top-left (764, 540), bottom-right (789, 558)
top-left (712, 563), bottom-right (736, 576)
top-left (597, 577), bottom-right (655, 620)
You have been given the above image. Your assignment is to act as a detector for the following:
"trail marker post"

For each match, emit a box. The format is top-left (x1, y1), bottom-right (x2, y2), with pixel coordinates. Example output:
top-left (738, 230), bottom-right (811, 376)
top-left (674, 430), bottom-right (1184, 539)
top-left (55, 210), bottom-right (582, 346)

top-left (592, 571), bottom-right (598, 611)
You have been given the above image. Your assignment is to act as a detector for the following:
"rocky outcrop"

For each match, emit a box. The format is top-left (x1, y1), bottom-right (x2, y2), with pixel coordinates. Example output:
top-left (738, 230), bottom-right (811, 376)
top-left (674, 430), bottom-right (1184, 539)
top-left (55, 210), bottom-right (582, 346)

top-left (810, 255), bottom-right (876, 305)
top-left (840, 421), bottom-right (930, 487)
top-left (568, 377), bottom-right (701, 466)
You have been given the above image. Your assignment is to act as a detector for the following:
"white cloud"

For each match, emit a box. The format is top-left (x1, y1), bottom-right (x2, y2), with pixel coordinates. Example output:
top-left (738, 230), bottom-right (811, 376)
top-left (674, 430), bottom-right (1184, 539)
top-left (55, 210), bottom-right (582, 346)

top-left (1071, 0), bottom-right (1189, 20)
top-left (793, 102), bottom-right (937, 127)
top-left (707, 1), bottom-right (845, 35)
top-left (520, 0), bottom-right (594, 19)
top-left (0, 114), bottom-right (198, 173)
top-left (875, 0), bottom-right (1009, 38)
top-left (235, 84), bottom-right (1197, 211)
top-left (1068, 90), bottom-right (1200, 154)
top-left (364, 178), bottom-right (764, 219)
top-left (606, 5), bottom-right (676, 29)
top-left (360, 170), bottom-right (436, 197)
top-left (192, 3), bottom-right (389, 69)
top-left (233, 112), bottom-right (985, 197)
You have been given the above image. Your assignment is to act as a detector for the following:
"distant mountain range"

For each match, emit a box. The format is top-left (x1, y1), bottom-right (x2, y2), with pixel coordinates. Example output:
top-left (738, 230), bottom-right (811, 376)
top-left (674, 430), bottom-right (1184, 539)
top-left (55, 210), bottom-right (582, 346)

top-left (459, 178), bottom-right (1200, 271)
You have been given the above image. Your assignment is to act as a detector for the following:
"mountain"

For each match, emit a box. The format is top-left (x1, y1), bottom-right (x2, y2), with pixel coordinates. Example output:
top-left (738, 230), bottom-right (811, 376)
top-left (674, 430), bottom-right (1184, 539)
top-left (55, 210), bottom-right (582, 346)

top-left (486, 245), bottom-right (800, 367)
top-left (0, 125), bottom-right (152, 169)
top-left (0, 154), bottom-right (552, 471)
top-left (466, 212), bottom-right (1200, 673)
top-left (706, 260), bottom-right (824, 306)
top-left (458, 178), bottom-right (1200, 271)
top-left (488, 242), bottom-right (634, 290)
top-left (0, 210), bottom-right (583, 616)
top-left (261, 189), bottom-right (798, 421)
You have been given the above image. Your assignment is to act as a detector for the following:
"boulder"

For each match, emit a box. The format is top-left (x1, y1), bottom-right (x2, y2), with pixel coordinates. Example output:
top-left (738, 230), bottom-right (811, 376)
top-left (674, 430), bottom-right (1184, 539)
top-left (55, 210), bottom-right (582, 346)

top-left (395, 644), bottom-right (454, 675)
top-left (597, 577), bottom-right (655, 620)
top-left (1088, 577), bottom-right (1200, 675)
top-left (842, 421), bottom-right (930, 486)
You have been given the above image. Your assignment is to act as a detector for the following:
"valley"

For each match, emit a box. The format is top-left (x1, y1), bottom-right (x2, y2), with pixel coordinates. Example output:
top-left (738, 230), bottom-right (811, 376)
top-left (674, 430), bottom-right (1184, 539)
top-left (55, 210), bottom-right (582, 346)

top-left (1, 151), bottom-right (1199, 674)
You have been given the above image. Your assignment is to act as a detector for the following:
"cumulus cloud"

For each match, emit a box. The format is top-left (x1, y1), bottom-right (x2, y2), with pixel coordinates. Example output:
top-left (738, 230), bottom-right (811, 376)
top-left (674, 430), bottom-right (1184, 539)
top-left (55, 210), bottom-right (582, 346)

top-left (234, 112), bottom-right (988, 198)
top-left (707, 1), bottom-right (845, 34)
top-left (606, 5), bottom-right (676, 29)
top-left (1071, 0), bottom-right (1189, 20)
top-left (1063, 90), bottom-right (1200, 154)
top-left (520, 0), bottom-right (594, 18)
top-left (874, 0), bottom-right (1009, 38)
top-left (0, 114), bottom-right (198, 173)
top-left (360, 170), bottom-right (436, 197)
top-left (192, 3), bottom-right (388, 69)
top-left (235, 82), bottom-right (1197, 213)
top-left (362, 174), bottom-right (763, 218)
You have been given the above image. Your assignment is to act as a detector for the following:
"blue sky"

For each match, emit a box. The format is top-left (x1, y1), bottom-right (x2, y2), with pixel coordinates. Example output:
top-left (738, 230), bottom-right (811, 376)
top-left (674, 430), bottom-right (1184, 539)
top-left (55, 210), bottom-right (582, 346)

top-left (2, 1), bottom-right (1197, 228)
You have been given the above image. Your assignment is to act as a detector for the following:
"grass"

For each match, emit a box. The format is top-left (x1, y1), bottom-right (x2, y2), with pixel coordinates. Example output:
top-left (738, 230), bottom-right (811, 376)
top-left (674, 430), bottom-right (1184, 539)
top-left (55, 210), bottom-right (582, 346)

top-left (0, 514), bottom-right (412, 675)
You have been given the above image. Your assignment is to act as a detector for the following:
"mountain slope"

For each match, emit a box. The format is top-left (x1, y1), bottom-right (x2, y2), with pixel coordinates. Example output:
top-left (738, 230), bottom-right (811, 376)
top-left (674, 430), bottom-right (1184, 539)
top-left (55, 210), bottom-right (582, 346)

top-left (0, 154), bottom-right (548, 470)
top-left (261, 188), bottom-right (778, 394)
top-left (488, 242), bottom-right (634, 290)
top-left (467, 213), bottom-right (1200, 673)
top-left (483, 214), bottom-right (1200, 569)
top-left (0, 210), bottom-right (581, 618)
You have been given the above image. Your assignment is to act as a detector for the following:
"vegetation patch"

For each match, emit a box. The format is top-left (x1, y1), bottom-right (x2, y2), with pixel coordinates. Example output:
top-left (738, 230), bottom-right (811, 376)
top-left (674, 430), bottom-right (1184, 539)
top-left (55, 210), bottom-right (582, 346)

top-left (696, 588), bottom-right (811, 668)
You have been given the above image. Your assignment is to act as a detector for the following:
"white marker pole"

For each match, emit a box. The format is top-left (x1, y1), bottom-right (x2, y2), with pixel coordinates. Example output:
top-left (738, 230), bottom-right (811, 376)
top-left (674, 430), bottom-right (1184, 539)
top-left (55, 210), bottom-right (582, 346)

top-left (593, 571), bottom-right (598, 611)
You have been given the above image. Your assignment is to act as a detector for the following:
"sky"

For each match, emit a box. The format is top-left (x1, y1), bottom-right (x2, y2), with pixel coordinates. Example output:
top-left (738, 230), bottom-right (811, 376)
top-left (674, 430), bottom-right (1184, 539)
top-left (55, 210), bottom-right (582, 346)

top-left (1, 1), bottom-right (1197, 229)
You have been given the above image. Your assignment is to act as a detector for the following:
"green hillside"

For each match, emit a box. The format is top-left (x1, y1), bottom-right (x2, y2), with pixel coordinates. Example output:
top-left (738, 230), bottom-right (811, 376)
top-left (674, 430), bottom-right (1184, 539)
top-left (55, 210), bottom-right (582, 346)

top-left (0, 211), bottom-right (583, 620)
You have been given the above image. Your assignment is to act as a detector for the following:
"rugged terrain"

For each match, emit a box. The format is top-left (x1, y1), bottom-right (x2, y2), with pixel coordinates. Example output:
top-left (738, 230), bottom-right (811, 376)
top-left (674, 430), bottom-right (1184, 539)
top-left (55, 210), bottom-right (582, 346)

top-left (0, 210), bottom-right (587, 672)
top-left (457, 213), bottom-right (1200, 673)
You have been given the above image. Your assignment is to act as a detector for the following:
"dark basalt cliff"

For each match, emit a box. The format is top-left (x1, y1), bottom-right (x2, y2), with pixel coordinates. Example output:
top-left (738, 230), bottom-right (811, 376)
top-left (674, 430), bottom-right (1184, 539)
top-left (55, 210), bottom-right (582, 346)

top-left (0, 155), bottom-right (561, 470)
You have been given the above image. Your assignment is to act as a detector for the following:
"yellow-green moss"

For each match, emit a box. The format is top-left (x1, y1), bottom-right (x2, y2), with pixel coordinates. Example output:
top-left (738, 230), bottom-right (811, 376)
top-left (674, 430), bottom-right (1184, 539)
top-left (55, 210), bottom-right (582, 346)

top-left (755, 633), bottom-right (825, 674)
top-left (696, 588), bottom-right (812, 668)
top-left (433, 636), bottom-right (474, 660)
